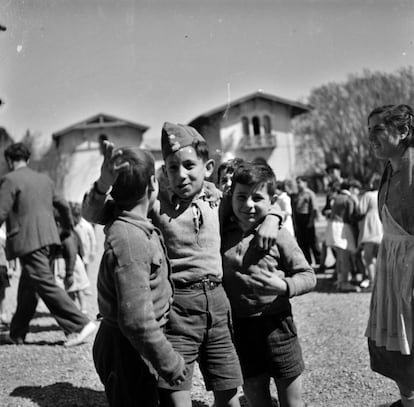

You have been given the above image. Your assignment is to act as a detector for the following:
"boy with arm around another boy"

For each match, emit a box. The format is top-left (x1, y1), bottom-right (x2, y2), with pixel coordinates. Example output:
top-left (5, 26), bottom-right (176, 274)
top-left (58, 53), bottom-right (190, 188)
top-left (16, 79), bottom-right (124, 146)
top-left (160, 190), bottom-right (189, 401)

top-left (221, 162), bottom-right (316, 407)
top-left (83, 123), bottom-right (282, 407)
top-left (92, 147), bottom-right (187, 407)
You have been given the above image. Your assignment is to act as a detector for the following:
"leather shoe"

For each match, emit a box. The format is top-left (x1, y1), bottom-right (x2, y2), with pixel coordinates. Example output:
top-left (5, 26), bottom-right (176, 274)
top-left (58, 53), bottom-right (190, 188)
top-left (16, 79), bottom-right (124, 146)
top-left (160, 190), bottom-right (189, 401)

top-left (64, 321), bottom-right (96, 347)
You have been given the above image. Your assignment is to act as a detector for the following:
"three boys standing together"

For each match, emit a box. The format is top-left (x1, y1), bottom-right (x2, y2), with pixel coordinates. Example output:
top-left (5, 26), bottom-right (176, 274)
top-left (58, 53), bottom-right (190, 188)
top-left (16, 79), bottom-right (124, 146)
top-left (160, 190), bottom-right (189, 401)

top-left (83, 122), bottom-right (316, 407)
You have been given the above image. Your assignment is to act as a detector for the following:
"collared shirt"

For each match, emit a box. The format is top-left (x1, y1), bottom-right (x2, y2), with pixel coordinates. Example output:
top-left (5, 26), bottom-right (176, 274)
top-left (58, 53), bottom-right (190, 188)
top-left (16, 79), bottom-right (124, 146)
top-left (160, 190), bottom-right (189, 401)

top-left (150, 182), bottom-right (223, 284)
top-left (221, 221), bottom-right (316, 318)
top-left (293, 187), bottom-right (317, 216)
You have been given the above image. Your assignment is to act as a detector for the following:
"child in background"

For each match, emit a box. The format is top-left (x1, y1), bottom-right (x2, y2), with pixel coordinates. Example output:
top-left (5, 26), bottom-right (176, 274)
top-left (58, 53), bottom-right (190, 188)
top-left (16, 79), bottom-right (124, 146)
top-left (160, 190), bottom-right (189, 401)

top-left (325, 181), bottom-right (359, 292)
top-left (92, 147), bottom-right (186, 407)
top-left (0, 225), bottom-right (10, 325)
top-left (217, 158), bottom-right (244, 193)
top-left (54, 218), bottom-right (90, 314)
top-left (356, 176), bottom-right (383, 290)
top-left (83, 122), bottom-right (282, 407)
top-left (222, 162), bottom-right (316, 407)
top-left (71, 202), bottom-right (96, 274)
top-left (275, 180), bottom-right (295, 237)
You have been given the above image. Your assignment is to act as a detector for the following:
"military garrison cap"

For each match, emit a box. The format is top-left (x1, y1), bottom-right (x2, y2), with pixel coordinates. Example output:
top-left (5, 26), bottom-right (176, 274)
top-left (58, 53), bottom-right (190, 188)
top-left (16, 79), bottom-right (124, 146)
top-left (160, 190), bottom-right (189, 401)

top-left (161, 122), bottom-right (206, 159)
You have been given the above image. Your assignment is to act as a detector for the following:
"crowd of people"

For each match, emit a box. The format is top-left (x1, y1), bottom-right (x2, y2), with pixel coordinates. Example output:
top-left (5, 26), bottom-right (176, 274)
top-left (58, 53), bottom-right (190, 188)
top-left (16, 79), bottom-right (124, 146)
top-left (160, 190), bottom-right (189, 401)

top-left (0, 103), bottom-right (413, 407)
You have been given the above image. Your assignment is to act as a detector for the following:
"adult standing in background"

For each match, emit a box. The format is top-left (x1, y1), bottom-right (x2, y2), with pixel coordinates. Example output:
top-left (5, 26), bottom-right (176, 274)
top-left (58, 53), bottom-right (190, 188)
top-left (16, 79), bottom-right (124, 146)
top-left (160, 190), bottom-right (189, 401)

top-left (365, 105), bottom-right (414, 407)
top-left (0, 143), bottom-right (95, 346)
top-left (292, 176), bottom-right (321, 267)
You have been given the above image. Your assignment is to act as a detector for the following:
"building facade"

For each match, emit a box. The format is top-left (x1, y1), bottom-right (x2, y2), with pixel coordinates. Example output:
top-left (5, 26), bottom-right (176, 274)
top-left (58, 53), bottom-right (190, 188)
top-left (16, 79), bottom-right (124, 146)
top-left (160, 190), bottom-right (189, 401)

top-left (42, 92), bottom-right (309, 200)
top-left (44, 113), bottom-right (149, 203)
top-left (188, 90), bottom-right (310, 180)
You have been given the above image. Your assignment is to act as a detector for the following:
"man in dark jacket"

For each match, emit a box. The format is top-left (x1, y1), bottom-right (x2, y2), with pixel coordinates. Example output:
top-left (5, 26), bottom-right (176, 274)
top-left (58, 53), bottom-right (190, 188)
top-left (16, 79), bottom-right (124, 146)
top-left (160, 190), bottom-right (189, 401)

top-left (0, 143), bottom-right (95, 346)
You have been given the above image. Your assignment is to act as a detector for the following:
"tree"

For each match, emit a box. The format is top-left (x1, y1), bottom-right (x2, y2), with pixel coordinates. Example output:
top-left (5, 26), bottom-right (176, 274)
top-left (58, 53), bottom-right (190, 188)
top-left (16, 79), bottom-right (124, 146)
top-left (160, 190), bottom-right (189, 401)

top-left (293, 66), bottom-right (414, 184)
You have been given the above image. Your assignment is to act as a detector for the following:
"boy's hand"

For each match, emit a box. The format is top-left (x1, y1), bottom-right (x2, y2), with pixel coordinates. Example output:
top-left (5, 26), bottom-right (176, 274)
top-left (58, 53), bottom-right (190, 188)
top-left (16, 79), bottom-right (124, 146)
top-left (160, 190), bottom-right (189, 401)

top-left (64, 274), bottom-right (74, 290)
top-left (8, 259), bottom-right (17, 272)
top-left (255, 214), bottom-right (280, 251)
top-left (237, 269), bottom-right (288, 295)
top-left (168, 357), bottom-right (189, 387)
top-left (96, 141), bottom-right (130, 193)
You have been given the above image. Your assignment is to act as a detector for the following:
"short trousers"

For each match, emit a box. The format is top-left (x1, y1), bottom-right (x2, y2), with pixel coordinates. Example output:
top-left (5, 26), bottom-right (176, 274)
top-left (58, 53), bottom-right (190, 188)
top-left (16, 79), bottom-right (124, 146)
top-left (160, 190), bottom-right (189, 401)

top-left (233, 313), bottom-right (305, 380)
top-left (158, 284), bottom-right (243, 392)
top-left (93, 322), bottom-right (159, 407)
top-left (0, 265), bottom-right (10, 290)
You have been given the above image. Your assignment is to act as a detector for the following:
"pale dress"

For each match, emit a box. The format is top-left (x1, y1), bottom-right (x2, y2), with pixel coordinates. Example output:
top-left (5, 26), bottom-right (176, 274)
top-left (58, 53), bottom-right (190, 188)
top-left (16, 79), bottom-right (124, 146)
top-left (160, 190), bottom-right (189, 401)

top-left (366, 205), bottom-right (414, 355)
top-left (54, 254), bottom-right (90, 293)
top-left (277, 192), bottom-right (295, 237)
top-left (357, 190), bottom-right (383, 246)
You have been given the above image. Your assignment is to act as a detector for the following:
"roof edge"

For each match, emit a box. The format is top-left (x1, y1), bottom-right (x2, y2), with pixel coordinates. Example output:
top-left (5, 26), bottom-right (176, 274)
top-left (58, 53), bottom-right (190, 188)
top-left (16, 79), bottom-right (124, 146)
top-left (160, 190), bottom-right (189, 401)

top-left (188, 91), bottom-right (311, 125)
top-left (52, 113), bottom-right (149, 139)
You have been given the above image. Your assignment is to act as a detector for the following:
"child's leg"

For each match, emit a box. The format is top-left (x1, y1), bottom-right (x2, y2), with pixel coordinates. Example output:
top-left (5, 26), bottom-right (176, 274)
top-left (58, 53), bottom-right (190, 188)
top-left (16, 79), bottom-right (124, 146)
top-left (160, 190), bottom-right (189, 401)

top-left (363, 243), bottom-right (377, 284)
top-left (242, 374), bottom-right (273, 407)
top-left (0, 286), bottom-right (6, 322)
top-left (213, 388), bottom-right (240, 407)
top-left (274, 374), bottom-right (304, 407)
top-left (159, 286), bottom-right (242, 407)
top-left (76, 290), bottom-right (88, 313)
top-left (158, 389), bottom-right (192, 407)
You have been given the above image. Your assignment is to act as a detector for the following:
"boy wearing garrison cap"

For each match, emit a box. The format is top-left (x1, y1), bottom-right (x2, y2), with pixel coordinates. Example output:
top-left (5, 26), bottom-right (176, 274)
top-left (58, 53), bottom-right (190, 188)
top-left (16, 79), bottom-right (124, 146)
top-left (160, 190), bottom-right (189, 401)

top-left (83, 123), bottom-right (282, 407)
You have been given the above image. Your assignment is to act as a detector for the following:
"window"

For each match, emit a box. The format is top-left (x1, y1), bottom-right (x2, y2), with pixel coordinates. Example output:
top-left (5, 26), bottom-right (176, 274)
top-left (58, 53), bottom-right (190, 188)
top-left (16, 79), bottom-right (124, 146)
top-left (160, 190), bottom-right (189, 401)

top-left (263, 115), bottom-right (271, 134)
top-left (242, 116), bottom-right (249, 136)
top-left (252, 116), bottom-right (260, 135)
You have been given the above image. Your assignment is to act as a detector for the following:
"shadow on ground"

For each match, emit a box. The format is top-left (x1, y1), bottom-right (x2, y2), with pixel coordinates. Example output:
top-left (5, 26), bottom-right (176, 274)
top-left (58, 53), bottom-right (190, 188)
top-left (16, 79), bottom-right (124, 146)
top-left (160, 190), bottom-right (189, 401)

top-left (10, 382), bottom-right (107, 406)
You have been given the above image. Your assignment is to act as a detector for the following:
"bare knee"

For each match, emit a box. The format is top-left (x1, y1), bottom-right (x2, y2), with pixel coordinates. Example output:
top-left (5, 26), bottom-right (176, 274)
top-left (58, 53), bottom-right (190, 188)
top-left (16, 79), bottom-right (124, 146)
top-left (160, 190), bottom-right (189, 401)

top-left (274, 374), bottom-right (304, 407)
top-left (158, 389), bottom-right (192, 407)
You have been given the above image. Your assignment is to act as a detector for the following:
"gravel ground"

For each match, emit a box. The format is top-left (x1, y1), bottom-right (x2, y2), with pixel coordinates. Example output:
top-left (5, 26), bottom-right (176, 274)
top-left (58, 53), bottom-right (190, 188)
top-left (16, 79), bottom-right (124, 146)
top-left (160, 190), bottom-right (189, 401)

top-left (0, 225), bottom-right (400, 406)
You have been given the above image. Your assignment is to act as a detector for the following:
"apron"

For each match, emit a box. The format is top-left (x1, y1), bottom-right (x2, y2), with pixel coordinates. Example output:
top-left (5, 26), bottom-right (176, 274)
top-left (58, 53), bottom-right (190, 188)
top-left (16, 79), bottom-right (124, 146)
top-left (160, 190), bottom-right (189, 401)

top-left (366, 205), bottom-right (414, 355)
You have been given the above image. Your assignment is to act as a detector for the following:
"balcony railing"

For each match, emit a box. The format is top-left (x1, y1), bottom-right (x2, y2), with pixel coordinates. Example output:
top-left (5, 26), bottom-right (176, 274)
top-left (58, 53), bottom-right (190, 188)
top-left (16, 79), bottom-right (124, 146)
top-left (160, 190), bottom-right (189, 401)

top-left (241, 133), bottom-right (277, 150)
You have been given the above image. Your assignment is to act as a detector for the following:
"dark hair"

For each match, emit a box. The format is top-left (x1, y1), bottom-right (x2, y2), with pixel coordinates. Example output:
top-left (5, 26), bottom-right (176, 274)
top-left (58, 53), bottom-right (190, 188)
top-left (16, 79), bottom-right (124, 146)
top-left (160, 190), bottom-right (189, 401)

top-left (340, 181), bottom-right (350, 190)
top-left (4, 142), bottom-right (31, 162)
top-left (217, 158), bottom-right (244, 181)
top-left (326, 163), bottom-right (341, 172)
top-left (275, 180), bottom-right (285, 192)
top-left (110, 147), bottom-right (155, 208)
top-left (368, 104), bottom-right (414, 148)
top-left (330, 180), bottom-right (341, 193)
top-left (296, 175), bottom-right (308, 184)
top-left (251, 156), bottom-right (267, 165)
top-left (192, 140), bottom-right (210, 162)
top-left (349, 179), bottom-right (362, 189)
top-left (231, 162), bottom-right (277, 197)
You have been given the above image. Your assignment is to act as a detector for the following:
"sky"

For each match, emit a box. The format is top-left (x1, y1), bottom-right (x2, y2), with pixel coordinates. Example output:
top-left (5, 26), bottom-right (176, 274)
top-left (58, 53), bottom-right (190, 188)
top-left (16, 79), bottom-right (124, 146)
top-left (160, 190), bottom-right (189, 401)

top-left (1, 0), bottom-right (413, 149)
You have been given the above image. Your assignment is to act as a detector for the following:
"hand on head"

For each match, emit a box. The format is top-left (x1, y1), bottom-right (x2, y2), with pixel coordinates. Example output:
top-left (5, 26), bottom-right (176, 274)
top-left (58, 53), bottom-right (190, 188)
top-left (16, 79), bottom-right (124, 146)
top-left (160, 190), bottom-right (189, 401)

top-left (97, 141), bottom-right (130, 193)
